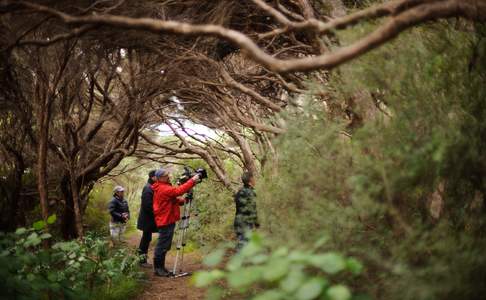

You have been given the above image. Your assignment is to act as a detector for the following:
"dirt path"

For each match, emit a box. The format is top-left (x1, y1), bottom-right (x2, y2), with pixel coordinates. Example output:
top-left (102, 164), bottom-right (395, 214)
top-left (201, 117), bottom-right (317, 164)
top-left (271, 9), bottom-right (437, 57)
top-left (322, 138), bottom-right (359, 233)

top-left (127, 232), bottom-right (206, 300)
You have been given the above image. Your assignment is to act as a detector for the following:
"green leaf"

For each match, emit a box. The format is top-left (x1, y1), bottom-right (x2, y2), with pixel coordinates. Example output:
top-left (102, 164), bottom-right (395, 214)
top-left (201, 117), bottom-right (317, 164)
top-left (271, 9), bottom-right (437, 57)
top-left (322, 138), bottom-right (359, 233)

top-left (252, 290), bottom-right (285, 300)
top-left (24, 232), bottom-right (41, 247)
top-left (33, 220), bottom-right (46, 230)
top-left (248, 232), bottom-right (264, 246)
top-left (205, 286), bottom-right (223, 300)
top-left (280, 265), bottom-right (306, 293)
top-left (295, 277), bottom-right (327, 300)
top-left (312, 236), bottom-right (329, 250)
top-left (192, 270), bottom-right (225, 288)
top-left (15, 228), bottom-right (27, 235)
top-left (346, 257), bottom-right (363, 275)
top-left (307, 253), bottom-right (346, 274)
top-left (227, 266), bottom-right (263, 288)
top-left (240, 239), bottom-right (263, 258)
top-left (271, 247), bottom-right (289, 258)
top-left (249, 254), bottom-right (268, 265)
top-left (226, 254), bottom-right (244, 272)
top-left (47, 214), bottom-right (57, 225)
top-left (263, 258), bottom-right (290, 282)
top-left (326, 285), bottom-right (351, 300)
top-left (40, 233), bottom-right (52, 240)
top-left (31, 238), bottom-right (42, 247)
top-left (47, 273), bottom-right (58, 282)
top-left (288, 250), bottom-right (311, 263)
top-left (203, 248), bottom-right (225, 267)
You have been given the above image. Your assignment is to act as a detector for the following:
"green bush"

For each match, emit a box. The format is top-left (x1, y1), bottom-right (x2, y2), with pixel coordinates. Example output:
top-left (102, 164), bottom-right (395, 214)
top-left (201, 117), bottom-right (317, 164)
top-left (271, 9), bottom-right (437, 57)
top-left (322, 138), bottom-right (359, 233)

top-left (193, 232), bottom-right (363, 300)
top-left (85, 185), bottom-right (113, 235)
top-left (254, 23), bottom-right (486, 300)
top-left (0, 216), bottom-right (144, 300)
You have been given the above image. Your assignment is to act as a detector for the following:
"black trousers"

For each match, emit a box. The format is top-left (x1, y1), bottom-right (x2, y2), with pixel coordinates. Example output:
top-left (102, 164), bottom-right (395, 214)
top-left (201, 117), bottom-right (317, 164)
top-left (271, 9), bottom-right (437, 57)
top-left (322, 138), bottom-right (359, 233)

top-left (138, 230), bottom-right (153, 260)
top-left (154, 223), bottom-right (176, 266)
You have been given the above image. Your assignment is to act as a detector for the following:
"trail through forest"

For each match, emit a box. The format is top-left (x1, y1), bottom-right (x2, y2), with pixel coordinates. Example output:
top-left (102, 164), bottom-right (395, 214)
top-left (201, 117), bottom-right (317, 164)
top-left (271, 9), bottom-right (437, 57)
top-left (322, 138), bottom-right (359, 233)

top-left (127, 233), bottom-right (205, 300)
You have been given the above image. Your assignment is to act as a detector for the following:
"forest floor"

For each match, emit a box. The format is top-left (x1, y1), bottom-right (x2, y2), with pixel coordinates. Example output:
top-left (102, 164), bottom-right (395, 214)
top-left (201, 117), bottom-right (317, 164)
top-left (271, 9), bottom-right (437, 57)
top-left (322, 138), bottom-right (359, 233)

top-left (127, 232), bottom-right (206, 300)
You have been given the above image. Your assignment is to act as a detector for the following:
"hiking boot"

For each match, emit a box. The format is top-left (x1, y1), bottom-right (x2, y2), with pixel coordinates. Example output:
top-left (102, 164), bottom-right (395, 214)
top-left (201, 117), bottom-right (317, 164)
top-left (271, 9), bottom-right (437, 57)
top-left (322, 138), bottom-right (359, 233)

top-left (154, 267), bottom-right (171, 277)
top-left (163, 267), bottom-right (174, 277)
top-left (153, 257), bottom-right (172, 277)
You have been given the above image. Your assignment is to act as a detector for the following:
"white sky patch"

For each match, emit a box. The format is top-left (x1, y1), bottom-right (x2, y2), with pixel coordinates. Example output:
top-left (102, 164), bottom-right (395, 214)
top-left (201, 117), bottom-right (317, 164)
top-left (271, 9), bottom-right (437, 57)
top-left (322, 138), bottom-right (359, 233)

top-left (157, 120), bottom-right (220, 140)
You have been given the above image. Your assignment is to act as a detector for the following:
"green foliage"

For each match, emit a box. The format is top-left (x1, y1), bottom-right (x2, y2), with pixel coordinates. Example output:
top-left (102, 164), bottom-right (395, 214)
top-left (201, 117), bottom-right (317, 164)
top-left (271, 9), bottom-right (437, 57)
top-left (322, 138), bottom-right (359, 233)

top-left (194, 232), bottom-right (360, 300)
top-left (0, 219), bottom-right (144, 300)
top-left (85, 184), bottom-right (114, 234)
top-left (255, 24), bottom-right (486, 300)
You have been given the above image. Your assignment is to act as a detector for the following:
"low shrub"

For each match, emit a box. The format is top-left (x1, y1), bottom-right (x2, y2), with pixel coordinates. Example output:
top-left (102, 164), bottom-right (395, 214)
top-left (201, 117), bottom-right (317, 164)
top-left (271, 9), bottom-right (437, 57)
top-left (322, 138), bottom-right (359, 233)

top-left (0, 216), bottom-right (144, 300)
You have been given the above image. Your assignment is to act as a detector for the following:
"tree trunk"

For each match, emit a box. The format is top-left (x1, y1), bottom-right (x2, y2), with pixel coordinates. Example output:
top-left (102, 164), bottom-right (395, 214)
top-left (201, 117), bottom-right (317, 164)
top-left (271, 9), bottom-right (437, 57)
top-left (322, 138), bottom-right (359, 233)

top-left (69, 169), bottom-right (84, 237)
top-left (36, 96), bottom-right (50, 225)
top-left (60, 176), bottom-right (77, 239)
top-left (229, 131), bottom-right (258, 177)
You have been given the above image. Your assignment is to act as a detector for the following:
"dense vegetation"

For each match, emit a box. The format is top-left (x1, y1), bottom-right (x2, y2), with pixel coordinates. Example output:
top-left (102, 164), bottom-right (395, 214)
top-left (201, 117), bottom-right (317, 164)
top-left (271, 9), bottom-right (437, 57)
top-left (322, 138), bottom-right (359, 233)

top-left (193, 24), bottom-right (486, 299)
top-left (0, 216), bottom-right (143, 299)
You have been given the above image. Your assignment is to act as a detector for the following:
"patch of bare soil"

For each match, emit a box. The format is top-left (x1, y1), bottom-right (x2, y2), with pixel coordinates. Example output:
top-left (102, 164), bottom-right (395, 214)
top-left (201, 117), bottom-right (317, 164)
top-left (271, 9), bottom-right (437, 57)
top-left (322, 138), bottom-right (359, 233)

top-left (127, 232), bottom-right (206, 300)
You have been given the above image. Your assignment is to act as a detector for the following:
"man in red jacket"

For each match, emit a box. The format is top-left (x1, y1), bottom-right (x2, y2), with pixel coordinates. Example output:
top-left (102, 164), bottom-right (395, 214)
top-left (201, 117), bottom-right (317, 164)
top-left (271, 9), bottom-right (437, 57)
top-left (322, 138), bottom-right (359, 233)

top-left (152, 168), bottom-right (201, 277)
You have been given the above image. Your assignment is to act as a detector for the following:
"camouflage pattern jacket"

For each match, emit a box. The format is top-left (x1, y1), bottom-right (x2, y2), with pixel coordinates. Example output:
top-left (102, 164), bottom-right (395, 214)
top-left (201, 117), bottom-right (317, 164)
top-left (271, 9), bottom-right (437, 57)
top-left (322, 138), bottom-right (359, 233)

top-left (234, 185), bottom-right (259, 233)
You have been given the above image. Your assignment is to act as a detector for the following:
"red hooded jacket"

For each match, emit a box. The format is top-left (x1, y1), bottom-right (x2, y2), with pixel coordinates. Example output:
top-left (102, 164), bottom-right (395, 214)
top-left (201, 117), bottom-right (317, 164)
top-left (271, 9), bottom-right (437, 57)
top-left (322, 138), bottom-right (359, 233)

top-left (152, 179), bottom-right (196, 227)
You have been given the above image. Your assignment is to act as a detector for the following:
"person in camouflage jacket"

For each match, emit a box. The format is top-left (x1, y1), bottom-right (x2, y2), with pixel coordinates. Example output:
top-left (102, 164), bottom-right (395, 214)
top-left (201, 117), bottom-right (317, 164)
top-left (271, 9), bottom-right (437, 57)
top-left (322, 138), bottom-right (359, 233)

top-left (234, 171), bottom-right (259, 250)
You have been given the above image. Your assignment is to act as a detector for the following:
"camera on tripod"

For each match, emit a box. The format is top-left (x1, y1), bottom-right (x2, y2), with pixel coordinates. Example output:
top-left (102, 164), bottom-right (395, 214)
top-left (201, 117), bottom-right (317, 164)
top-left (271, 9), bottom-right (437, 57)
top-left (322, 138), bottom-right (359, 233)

top-left (177, 166), bottom-right (208, 185)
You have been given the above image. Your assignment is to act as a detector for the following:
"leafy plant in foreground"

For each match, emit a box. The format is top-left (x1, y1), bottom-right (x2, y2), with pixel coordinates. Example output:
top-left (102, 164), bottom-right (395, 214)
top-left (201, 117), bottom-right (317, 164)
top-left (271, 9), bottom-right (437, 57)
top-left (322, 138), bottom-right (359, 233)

top-left (193, 232), bottom-right (364, 300)
top-left (0, 215), bottom-right (144, 300)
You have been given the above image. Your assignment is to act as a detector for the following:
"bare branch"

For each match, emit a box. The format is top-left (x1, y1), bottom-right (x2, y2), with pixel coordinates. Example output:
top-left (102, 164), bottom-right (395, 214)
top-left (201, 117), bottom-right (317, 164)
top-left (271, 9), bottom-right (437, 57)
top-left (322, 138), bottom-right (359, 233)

top-left (8, 0), bottom-right (485, 73)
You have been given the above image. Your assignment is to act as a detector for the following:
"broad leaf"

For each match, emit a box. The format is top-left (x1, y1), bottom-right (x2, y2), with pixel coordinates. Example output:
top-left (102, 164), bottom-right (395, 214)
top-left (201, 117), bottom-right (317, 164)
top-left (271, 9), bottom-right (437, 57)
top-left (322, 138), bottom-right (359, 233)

top-left (326, 285), bottom-right (351, 300)
top-left (40, 233), bottom-right (52, 240)
top-left (203, 248), bottom-right (225, 267)
top-left (47, 214), bottom-right (57, 225)
top-left (227, 266), bottom-right (263, 288)
top-left (15, 228), bottom-right (27, 235)
top-left (33, 220), bottom-right (46, 230)
top-left (192, 270), bottom-right (225, 288)
top-left (307, 252), bottom-right (346, 274)
top-left (346, 257), bottom-right (363, 275)
top-left (295, 277), bottom-right (327, 300)
top-left (226, 254), bottom-right (244, 272)
top-left (263, 259), bottom-right (290, 282)
top-left (280, 265), bottom-right (306, 293)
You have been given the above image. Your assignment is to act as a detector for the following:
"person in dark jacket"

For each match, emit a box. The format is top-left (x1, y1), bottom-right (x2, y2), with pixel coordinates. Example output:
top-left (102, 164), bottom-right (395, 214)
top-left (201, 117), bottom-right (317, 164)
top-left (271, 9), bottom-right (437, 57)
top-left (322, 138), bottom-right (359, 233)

top-left (234, 171), bottom-right (259, 250)
top-left (136, 170), bottom-right (158, 267)
top-left (108, 185), bottom-right (130, 243)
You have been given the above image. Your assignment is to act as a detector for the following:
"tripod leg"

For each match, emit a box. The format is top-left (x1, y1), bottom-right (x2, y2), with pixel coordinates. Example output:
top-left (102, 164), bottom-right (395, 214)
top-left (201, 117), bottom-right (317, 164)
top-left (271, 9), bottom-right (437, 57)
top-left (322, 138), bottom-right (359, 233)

top-left (173, 200), bottom-right (190, 275)
top-left (178, 200), bottom-right (192, 273)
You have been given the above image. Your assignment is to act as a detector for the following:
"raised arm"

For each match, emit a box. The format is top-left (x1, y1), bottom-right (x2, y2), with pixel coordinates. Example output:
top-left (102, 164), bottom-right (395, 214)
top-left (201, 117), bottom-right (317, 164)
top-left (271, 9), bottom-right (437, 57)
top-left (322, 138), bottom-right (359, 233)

top-left (166, 178), bottom-right (197, 197)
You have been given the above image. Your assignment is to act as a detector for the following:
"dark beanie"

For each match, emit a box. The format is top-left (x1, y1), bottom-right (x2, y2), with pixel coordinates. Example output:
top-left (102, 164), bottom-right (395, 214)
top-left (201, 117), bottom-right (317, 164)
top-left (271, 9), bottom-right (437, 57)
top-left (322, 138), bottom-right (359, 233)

top-left (148, 170), bottom-right (156, 178)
